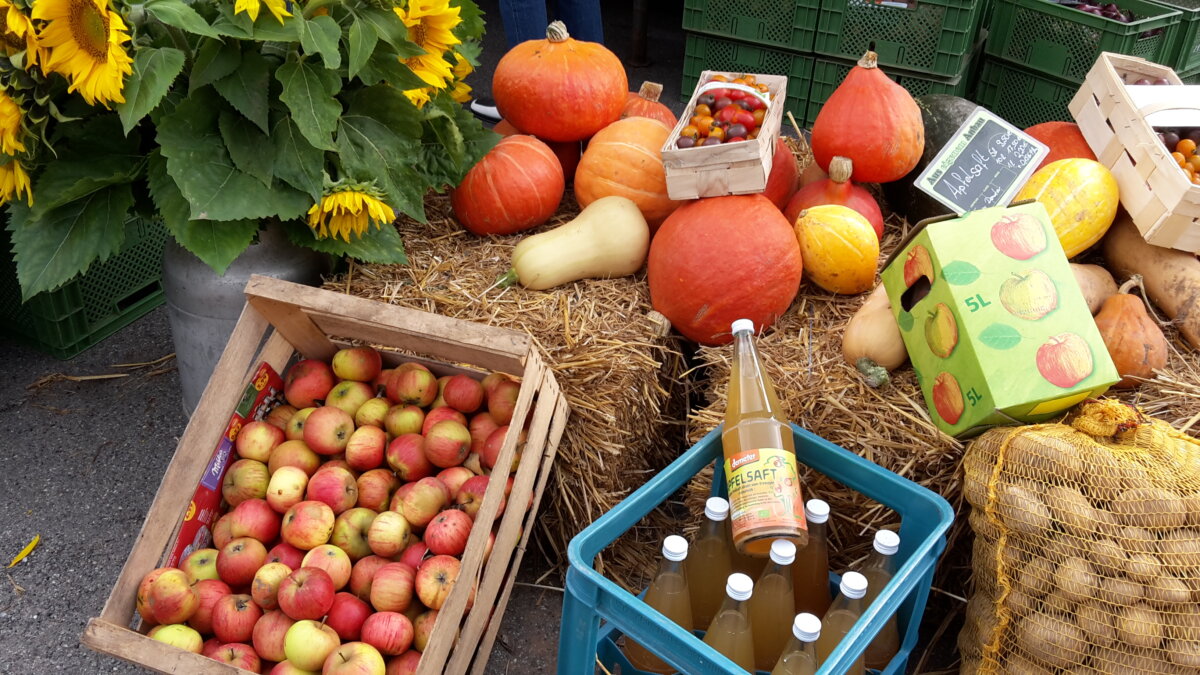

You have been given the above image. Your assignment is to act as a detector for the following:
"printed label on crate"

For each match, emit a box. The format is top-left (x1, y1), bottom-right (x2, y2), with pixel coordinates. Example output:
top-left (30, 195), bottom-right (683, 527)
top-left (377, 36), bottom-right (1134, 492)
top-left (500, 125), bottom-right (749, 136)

top-left (724, 448), bottom-right (807, 538)
top-left (165, 362), bottom-right (284, 567)
top-left (915, 107), bottom-right (1048, 216)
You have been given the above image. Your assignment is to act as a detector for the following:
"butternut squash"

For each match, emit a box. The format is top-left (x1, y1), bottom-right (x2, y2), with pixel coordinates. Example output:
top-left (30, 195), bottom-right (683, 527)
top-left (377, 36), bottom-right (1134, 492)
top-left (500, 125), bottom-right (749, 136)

top-left (1103, 216), bottom-right (1200, 349)
top-left (510, 195), bottom-right (650, 290)
top-left (1071, 263), bottom-right (1118, 315)
top-left (843, 284), bottom-right (908, 376)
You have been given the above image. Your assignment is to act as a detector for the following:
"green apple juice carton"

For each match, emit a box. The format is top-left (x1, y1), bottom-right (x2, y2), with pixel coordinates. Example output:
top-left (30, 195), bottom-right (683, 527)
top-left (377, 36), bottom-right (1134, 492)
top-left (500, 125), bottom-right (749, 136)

top-left (880, 201), bottom-right (1118, 437)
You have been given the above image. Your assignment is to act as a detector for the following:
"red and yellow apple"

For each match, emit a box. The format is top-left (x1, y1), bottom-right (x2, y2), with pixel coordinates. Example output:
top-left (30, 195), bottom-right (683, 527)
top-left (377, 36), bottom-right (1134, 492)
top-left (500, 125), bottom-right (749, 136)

top-left (277, 567), bottom-right (336, 620)
top-left (326, 380), bottom-right (376, 418)
top-left (361, 611), bottom-right (414, 656)
top-left (486, 378), bottom-right (520, 426)
top-left (424, 509), bottom-right (473, 557)
top-left (283, 618), bottom-right (341, 671)
top-left (253, 609), bottom-right (296, 663)
top-left (326, 591), bottom-right (373, 642)
top-left (304, 405), bottom-right (355, 456)
top-left (222, 458), bottom-right (269, 507)
top-left (266, 541), bottom-right (306, 570)
top-left (269, 440), bottom-right (322, 477)
top-left (333, 346), bottom-right (384, 383)
top-left (285, 406), bottom-right (317, 442)
top-left (267, 465), bottom-right (310, 513)
top-left (902, 244), bottom-right (934, 287)
top-left (265, 404), bottom-right (298, 431)
top-left (148, 624), bottom-right (203, 653)
top-left (383, 404), bottom-right (425, 438)
top-left (367, 510), bottom-right (412, 558)
top-left (212, 642), bottom-right (261, 671)
top-left (1037, 332), bottom-right (1094, 388)
top-left (346, 425), bottom-right (387, 472)
top-left (302, 544), bottom-right (353, 590)
top-left (388, 368), bottom-right (437, 407)
top-left (306, 465), bottom-right (359, 514)
top-left (442, 374), bottom-right (484, 414)
top-left (397, 478), bottom-right (448, 528)
top-left (931, 371), bottom-right (965, 425)
top-left (325, 641), bottom-right (387, 675)
top-left (356, 469), bottom-right (399, 512)
top-left (331, 507), bottom-right (378, 561)
top-left (228, 497), bottom-right (281, 542)
top-left (370, 562), bottom-right (417, 613)
top-left (216, 536), bottom-right (268, 587)
top-left (420, 406), bottom-right (467, 436)
top-left (180, 547), bottom-right (220, 583)
top-left (236, 420), bottom-right (285, 462)
top-left (415, 555), bottom-right (460, 610)
top-left (186, 578), bottom-right (232, 634)
top-left (147, 568), bottom-right (199, 625)
top-left (924, 303), bottom-right (959, 359)
top-left (349, 555), bottom-right (391, 602)
top-left (355, 397), bottom-right (391, 430)
top-left (251, 561), bottom-right (293, 610)
top-left (990, 213), bottom-right (1047, 261)
top-left (212, 593), bottom-right (262, 644)
top-left (386, 434), bottom-right (434, 482)
top-left (285, 359), bottom-right (337, 409)
top-left (281, 500), bottom-right (336, 550)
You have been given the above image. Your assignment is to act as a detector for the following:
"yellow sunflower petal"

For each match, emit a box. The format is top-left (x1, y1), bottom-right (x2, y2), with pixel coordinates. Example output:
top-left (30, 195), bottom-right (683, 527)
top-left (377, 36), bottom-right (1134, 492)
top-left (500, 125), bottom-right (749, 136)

top-left (32, 0), bottom-right (132, 107)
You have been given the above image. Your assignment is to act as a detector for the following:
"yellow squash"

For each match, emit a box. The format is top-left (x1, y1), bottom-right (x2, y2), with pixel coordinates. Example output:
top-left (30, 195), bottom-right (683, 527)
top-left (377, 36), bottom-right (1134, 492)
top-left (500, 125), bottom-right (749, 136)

top-left (1014, 158), bottom-right (1118, 258)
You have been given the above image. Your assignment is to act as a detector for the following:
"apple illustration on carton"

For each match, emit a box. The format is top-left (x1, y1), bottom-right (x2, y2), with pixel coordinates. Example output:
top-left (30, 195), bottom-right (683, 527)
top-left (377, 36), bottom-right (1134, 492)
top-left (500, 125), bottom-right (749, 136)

top-left (881, 202), bottom-right (1117, 437)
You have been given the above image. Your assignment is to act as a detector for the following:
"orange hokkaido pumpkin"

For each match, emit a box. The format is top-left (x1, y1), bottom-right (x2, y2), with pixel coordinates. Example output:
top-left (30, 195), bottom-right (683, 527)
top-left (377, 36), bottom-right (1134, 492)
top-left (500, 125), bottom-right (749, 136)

top-left (759, 137), bottom-right (800, 211)
top-left (811, 51), bottom-right (924, 183)
top-left (622, 81), bottom-right (677, 128)
top-left (493, 118), bottom-right (581, 180)
top-left (793, 205), bottom-right (879, 295)
top-left (574, 117), bottom-right (683, 231)
top-left (451, 135), bottom-right (564, 236)
top-left (648, 195), bottom-right (803, 345)
top-left (1024, 122), bottom-right (1096, 171)
top-left (1013, 158), bottom-right (1118, 258)
top-left (492, 21), bottom-right (627, 142)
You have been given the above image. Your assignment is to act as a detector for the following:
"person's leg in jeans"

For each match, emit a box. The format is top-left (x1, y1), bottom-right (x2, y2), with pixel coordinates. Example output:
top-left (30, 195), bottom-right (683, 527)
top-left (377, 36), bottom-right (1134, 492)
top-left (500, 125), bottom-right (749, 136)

top-left (499, 0), bottom-right (550, 48)
top-left (552, 0), bottom-right (603, 44)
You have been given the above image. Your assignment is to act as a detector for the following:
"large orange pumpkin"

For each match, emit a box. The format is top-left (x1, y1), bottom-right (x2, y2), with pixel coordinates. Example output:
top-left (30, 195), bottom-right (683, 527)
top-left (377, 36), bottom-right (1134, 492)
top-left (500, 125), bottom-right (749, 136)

top-left (451, 135), bottom-right (564, 236)
top-left (622, 81), bottom-right (677, 128)
top-left (759, 137), bottom-right (800, 211)
top-left (648, 195), bottom-right (802, 345)
top-left (492, 21), bottom-right (627, 142)
top-left (1024, 122), bottom-right (1097, 171)
top-left (575, 117), bottom-right (683, 231)
top-left (493, 118), bottom-right (582, 180)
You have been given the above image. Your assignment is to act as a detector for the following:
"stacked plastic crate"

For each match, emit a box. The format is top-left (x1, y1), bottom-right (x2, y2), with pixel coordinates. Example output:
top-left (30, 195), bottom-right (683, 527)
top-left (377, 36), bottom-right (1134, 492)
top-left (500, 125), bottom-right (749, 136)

top-left (974, 0), bottom-right (1182, 129)
top-left (680, 0), bottom-right (986, 129)
top-left (1156, 0), bottom-right (1200, 80)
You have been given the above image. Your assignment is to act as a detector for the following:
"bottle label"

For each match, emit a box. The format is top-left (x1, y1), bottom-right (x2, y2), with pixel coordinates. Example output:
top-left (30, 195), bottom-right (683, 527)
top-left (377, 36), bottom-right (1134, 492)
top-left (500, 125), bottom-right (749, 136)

top-left (725, 448), bottom-right (807, 537)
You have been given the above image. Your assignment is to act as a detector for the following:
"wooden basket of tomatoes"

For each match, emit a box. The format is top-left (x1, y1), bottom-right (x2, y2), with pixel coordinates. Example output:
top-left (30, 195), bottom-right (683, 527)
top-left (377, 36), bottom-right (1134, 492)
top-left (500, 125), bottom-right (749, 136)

top-left (1070, 52), bottom-right (1200, 252)
top-left (660, 70), bottom-right (788, 200)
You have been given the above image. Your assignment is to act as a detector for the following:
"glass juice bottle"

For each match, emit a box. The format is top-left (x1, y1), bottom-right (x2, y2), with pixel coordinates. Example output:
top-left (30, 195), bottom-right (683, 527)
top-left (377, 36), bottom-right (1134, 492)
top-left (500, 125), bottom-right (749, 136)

top-left (793, 499), bottom-right (832, 617)
top-left (722, 319), bottom-right (808, 558)
top-left (749, 539), bottom-right (797, 671)
top-left (815, 571), bottom-right (868, 675)
top-left (862, 530), bottom-right (902, 671)
top-left (624, 535), bottom-right (694, 674)
top-left (702, 572), bottom-right (756, 672)
top-left (770, 612), bottom-right (822, 675)
top-left (687, 497), bottom-right (734, 629)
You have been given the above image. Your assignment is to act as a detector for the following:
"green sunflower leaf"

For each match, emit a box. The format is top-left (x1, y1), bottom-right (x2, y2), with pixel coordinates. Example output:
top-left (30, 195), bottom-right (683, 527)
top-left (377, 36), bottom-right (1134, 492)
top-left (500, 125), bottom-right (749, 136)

top-left (451, 0), bottom-right (486, 41)
top-left (145, 0), bottom-right (219, 38)
top-left (356, 7), bottom-right (416, 51)
top-left (219, 110), bottom-right (274, 187)
top-left (147, 151), bottom-right (259, 275)
top-left (335, 114), bottom-right (426, 222)
top-left (158, 89), bottom-right (309, 221)
top-left (271, 117), bottom-right (323, 201)
top-left (419, 93), bottom-right (498, 188)
top-left (455, 40), bottom-right (482, 67)
top-left (285, 220), bottom-right (408, 265)
top-left (7, 185), bottom-right (134, 300)
top-left (116, 47), bottom-right (186, 135)
top-left (298, 15), bottom-right (341, 70)
top-left (347, 18), bottom-right (377, 80)
top-left (251, 15), bottom-right (300, 42)
top-left (353, 43), bottom-right (428, 90)
top-left (190, 39), bottom-right (241, 94)
top-left (277, 57), bottom-right (342, 151)
top-left (209, 6), bottom-right (253, 38)
top-left (30, 116), bottom-right (143, 220)
top-left (213, 49), bottom-right (272, 132)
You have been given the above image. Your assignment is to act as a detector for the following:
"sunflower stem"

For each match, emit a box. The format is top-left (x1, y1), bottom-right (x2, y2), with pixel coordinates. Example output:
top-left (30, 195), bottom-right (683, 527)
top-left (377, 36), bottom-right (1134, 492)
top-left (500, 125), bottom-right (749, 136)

top-left (161, 24), bottom-right (194, 71)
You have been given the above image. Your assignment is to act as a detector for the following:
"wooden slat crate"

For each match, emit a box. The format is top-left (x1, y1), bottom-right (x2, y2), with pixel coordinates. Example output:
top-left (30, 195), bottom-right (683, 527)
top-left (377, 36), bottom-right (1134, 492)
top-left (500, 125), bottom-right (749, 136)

top-left (660, 70), bottom-right (787, 200)
top-left (1069, 52), bottom-right (1200, 252)
top-left (80, 275), bottom-right (570, 674)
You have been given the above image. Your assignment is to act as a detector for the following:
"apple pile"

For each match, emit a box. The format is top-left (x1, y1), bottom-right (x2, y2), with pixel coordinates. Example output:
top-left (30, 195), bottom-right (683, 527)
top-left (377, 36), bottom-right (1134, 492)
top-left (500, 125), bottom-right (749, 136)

top-left (136, 347), bottom-right (527, 674)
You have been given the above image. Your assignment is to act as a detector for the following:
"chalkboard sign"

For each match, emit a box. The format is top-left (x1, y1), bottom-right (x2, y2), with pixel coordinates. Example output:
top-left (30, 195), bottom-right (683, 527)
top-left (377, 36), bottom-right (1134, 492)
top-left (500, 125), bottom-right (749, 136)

top-left (914, 108), bottom-right (1049, 216)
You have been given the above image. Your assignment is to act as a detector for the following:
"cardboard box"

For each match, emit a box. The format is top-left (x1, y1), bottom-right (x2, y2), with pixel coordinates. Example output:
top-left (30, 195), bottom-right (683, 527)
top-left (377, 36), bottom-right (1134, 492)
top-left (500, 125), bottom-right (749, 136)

top-left (81, 276), bottom-right (569, 675)
top-left (881, 202), bottom-right (1119, 437)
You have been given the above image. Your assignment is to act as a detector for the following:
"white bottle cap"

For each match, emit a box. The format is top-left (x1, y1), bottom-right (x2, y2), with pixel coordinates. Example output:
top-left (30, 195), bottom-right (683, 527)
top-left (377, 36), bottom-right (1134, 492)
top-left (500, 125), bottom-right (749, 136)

top-left (731, 319), bottom-right (755, 335)
top-left (770, 539), bottom-right (796, 565)
top-left (793, 613), bottom-right (822, 642)
top-left (873, 530), bottom-right (900, 556)
top-left (663, 535), bottom-right (689, 562)
top-left (705, 497), bottom-right (730, 522)
top-left (840, 571), bottom-right (868, 599)
top-left (726, 572), bottom-right (754, 601)
top-left (805, 499), bottom-right (830, 524)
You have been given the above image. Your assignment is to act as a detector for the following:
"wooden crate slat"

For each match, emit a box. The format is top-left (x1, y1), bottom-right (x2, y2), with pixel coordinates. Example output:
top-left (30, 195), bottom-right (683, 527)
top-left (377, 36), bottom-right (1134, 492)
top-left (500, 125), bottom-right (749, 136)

top-left (245, 296), bottom-right (339, 361)
top-left (83, 620), bottom-right (250, 674)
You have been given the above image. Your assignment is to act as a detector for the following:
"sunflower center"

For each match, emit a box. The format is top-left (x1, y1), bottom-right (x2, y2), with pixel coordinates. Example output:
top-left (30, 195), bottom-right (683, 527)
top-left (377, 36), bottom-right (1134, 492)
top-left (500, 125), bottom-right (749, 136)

top-left (69, 0), bottom-right (110, 60)
top-left (410, 21), bottom-right (429, 48)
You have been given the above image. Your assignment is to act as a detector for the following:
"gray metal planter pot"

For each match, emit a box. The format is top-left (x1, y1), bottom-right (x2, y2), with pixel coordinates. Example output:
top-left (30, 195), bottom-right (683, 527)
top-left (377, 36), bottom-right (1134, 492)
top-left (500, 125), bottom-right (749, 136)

top-left (162, 224), bottom-right (330, 415)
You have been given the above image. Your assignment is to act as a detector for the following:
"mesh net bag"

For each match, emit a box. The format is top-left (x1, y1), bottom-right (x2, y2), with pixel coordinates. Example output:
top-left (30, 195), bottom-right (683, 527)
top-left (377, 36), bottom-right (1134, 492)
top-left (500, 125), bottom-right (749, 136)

top-left (959, 399), bottom-right (1200, 674)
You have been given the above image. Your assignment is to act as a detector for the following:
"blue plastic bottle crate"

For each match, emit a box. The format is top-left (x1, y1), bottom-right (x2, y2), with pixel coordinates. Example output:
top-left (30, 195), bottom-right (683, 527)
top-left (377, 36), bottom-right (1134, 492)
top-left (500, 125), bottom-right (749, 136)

top-left (559, 424), bottom-right (954, 674)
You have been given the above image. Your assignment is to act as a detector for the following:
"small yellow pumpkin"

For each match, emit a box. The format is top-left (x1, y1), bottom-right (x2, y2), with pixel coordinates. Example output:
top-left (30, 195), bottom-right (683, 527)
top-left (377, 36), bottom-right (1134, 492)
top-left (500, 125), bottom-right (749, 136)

top-left (794, 204), bottom-right (879, 294)
top-left (1014, 158), bottom-right (1118, 258)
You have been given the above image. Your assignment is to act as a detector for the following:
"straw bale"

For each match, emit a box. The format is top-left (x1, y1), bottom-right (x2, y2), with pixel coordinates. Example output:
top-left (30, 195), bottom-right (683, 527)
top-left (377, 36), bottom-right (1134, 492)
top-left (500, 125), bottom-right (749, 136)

top-left (323, 192), bottom-right (689, 590)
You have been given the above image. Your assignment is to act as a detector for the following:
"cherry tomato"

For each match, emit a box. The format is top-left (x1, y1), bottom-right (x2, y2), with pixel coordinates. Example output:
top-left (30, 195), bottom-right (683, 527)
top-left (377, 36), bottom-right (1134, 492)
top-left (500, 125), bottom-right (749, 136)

top-left (727, 89), bottom-right (747, 102)
top-left (703, 136), bottom-right (723, 146)
top-left (752, 109), bottom-right (766, 127)
top-left (743, 74), bottom-right (757, 85)
top-left (710, 74), bottom-right (729, 82)
top-left (732, 77), bottom-right (748, 86)
top-left (747, 129), bottom-right (759, 140)
top-left (718, 106), bottom-right (744, 124)
top-left (708, 88), bottom-right (729, 100)
top-left (708, 126), bottom-right (726, 141)
top-left (740, 96), bottom-right (764, 111)
top-left (734, 110), bottom-right (756, 128)
top-left (727, 136), bottom-right (746, 143)
top-left (680, 125), bottom-right (699, 140)
top-left (1188, 155), bottom-right (1200, 172)
top-left (1179, 139), bottom-right (1198, 156)
top-left (755, 83), bottom-right (770, 93)
top-left (676, 136), bottom-right (696, 149)
top-left (697, 93), bottom-right (715, 107)
top-left (694, 103), bottom-right (712, 117)
top-left (713, 96), bottom-right (733, 112)
top-left (726, 123), bottom-right (748, 138)
top-left (1174, 151), bottom-right (1188, 167)
top-left (695, 116), bottom-right (715, 136)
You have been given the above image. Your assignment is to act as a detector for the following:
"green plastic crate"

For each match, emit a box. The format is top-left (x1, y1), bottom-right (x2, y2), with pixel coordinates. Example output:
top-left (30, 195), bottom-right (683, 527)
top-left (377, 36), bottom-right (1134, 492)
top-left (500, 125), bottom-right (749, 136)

top-left (987, 0), bottom-right (1181, 84)
top-left (682, 32), bottom-right (814, 124)
top-left (0, 216), bottom-right (167, 359)
top-left (814, 0), bottom-right (985, 78)
top-left (1155, 0), bottom-right (1200, 72)
top-left (973, 57), bottom-right (1079, 129)
top-left (682, 0), bottom-right (821, 53)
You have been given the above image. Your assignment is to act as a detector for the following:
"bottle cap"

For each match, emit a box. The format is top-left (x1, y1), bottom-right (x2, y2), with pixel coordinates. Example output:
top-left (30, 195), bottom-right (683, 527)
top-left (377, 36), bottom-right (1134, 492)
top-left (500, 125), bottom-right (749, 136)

top-left (730, 319), bottom-right (755, 335)
top-left (770, 539), bottom-right (796, 565)
top-left (793, 613), bottom-right (822, 642)
top-left (805, 499), bottom-right (830, 524)
top-left (663, 535), bottom-right (688, 562)
top-left (705, 497), bottom-right (730, 522)
top-left (726, 572), bottom-right (753, 601)
top-left (873, 530), bottom-right (900, 556)
top-left (840, 571), bottom-right (868, 599)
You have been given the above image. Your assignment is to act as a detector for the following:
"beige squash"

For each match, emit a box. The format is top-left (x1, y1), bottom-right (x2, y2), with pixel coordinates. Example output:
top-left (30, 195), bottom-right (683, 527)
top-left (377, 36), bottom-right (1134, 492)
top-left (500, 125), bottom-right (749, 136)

top-left (511, 195), bottom-right (650, 290)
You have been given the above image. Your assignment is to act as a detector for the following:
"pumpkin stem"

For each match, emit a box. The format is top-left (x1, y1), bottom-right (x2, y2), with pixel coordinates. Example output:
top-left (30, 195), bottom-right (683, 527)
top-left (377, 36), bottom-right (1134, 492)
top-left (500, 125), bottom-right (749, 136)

top-left (857, 50), bottom-right (879, 69)
top-left (494, 268), bottom-right (520, 289)
top-left (829, 156), bottom-right (853, 184)
top-left (546, 20), bottom-right (570, 42)
top-left (638, 81), bottom-right (664, 103)
top-left (1121, 274), bottom-right (1171, 326)
top-left (1117, 275), bottom-right (1142, 296)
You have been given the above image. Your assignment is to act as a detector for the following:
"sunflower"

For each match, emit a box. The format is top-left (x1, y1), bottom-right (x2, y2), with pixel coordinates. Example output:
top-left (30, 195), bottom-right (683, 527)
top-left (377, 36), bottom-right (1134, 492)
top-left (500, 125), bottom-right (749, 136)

top-left (233, 0), bottom-right (291, 24)
top-left (0, 1), bottom-right (41, 68)
top-left (448, 52), bottom-right (472, 104)
top-left (0, 158), bottom-right (31, 206)
top-left (307, 184), bottom-right (397, 242)
top-left (395, 0), bottom-right (461, 89)
top-left (402, 86), bottom-right (433, 109)
top-left (0, 88), bottom-right (24, 155)
top-left (32, 0), bottom-right (133, 107)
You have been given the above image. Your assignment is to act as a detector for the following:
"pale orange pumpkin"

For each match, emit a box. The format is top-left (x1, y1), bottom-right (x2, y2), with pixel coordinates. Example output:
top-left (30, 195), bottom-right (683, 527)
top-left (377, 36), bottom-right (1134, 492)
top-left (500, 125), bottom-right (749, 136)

top-left (451, 135), bottom-right (564, 236)
top-left (574, 117), bottom-right (683, 231)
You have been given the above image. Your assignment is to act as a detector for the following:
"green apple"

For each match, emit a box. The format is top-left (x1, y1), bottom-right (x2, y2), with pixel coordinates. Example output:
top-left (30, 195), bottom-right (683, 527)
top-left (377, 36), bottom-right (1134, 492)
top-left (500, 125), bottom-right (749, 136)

top-left (1000, 270), bottom-right (1059, 321)
top-left (923, 302), bottom-right (959, 359)
top-left (284, 619), bottom-right (341, 671)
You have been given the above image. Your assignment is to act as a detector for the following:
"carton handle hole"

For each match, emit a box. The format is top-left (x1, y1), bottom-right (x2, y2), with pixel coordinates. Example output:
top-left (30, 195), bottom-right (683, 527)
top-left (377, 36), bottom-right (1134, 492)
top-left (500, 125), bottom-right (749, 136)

top-left (900, 276), bottom-right (932, 312)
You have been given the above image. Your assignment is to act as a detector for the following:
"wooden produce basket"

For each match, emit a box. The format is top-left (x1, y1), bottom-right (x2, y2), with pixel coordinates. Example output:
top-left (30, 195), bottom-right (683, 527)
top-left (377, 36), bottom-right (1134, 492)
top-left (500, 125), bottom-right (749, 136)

top-left (80, 276), bottom-right (569, 675)
top-left (660, 70), bottom-right (787, 200)
top-left (1069, 52), bottom-right (1200, 252)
